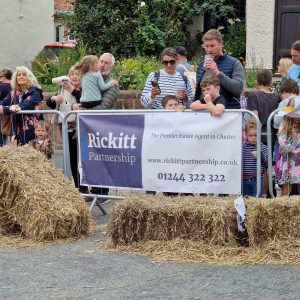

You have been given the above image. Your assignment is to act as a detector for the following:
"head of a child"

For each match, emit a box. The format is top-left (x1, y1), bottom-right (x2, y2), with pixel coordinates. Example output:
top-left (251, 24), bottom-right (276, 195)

top-left (162, 95), bottom-right (179, 110)
top-left (280, 78), bottom-right (299, 100)
top-left (255, 69), bottom-right (272, 87)
top-left (76, 55), bottom-right (99, 75)
top-left (284, 97), bottom-right (300, 134)
top-left (245, 120), bottom-right (257, 145)
top-left (35, 121), bottom-right (49, 141)
top-left (278, 58), bottom-right (293, 77)
top-left (200, 76), bottom-right (220, 100)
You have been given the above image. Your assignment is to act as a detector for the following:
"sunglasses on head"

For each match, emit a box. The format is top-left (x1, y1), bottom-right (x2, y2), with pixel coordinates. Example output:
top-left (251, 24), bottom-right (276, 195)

top-left (162, 60), bottom-right (176, 66)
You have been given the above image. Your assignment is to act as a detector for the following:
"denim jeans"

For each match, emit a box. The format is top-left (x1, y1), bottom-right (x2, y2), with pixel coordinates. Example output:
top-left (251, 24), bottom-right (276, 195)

top-left (242, 177), bottom-right (264, 197)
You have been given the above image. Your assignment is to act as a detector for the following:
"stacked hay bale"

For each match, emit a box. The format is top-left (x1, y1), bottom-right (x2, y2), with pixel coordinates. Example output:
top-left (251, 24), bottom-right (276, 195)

top-left (246, 196), bottom-right (300, 246)
top-left (108, 195), bottom-right (238, 246)
top-left (0, 145), bottom-right (91, 240)
top-left (106, 194), bottom-right (300, 264)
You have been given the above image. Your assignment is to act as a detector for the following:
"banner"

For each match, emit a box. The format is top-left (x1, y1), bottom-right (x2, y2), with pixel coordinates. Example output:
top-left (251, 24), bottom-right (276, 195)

top-left (78, 112), bottom-right (242, 194)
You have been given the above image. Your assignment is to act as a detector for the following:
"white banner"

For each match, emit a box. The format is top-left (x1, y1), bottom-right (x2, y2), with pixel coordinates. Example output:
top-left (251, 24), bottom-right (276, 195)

top-left (142, 112), bottom-right (242, 194)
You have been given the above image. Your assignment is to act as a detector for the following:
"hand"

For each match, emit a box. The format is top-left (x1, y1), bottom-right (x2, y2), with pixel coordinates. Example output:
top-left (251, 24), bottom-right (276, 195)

top-left (204, 59), bottom-right (220, 76)
top-left (175, 105), bottom-right (185, 112)
top-left (44, 139), bottom-right (51, 146)
top-left (72, 103), bottom-right (82, 110)
top-left (112, 80), bottom-right (119, 87)
top-left (203, 94), bottom-right (212, 104)
top-left (176, 89), bottom-right (187, 102)
top-left (63, 82), bottom-right (75, 93)
top-left (251, 151), bottom-right (257, 158)
top-left (9, 105), bottom-right (21, 112)
top-left (151, 86), bottom-right (161, 99)
top-left (52, 95), bottom-right (64, 104)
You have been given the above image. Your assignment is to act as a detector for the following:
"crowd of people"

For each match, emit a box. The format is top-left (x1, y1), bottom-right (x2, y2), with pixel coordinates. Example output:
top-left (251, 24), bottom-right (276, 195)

top-left (0, 28), bottom-right (299, 198)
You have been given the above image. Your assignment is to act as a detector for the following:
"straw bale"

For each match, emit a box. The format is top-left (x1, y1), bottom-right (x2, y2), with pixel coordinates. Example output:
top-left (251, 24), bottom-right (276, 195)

top-left (0, 145), bottom-right (91, 240)
top-left (108, 194), bottom-right (239, 246)
top-left (245, 196), bottom-right (300, 246)
top-left (104, 194), bottom-right (300, 264)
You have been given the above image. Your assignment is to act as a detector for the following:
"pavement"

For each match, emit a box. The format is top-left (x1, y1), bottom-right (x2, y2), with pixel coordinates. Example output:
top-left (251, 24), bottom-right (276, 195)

top-left (0, 152), bottom-right (300, 299)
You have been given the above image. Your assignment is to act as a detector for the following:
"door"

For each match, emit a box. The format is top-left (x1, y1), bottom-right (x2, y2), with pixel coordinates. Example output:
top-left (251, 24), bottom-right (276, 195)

top-left (274, 0), bottom-right (300, 68)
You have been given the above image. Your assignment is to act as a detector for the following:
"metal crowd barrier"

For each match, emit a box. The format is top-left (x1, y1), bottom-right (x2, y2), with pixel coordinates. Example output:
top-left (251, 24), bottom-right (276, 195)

top-left (64, 109), bottom-right (262, 197)
top-left (266, 108), bottom-right (280, 198)
top-left (0, 109), bottom-right (264, 203)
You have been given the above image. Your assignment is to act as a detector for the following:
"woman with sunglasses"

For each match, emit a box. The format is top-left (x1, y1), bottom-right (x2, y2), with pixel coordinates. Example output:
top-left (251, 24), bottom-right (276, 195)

top-left (140, 47), bottom-right (194, 109)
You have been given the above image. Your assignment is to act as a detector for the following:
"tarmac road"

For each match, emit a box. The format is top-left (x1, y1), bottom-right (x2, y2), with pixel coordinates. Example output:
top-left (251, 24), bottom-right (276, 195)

top-left (0, 152), bottom-right (300, 299)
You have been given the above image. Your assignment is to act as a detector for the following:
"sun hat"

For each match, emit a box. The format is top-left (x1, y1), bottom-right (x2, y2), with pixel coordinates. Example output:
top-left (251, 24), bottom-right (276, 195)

top-left (277, 96), bottom-right (300, 118)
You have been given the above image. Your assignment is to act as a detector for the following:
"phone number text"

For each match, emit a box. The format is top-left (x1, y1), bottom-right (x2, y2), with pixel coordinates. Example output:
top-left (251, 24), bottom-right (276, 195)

top-left (157, 173), bottom-right (225, 183)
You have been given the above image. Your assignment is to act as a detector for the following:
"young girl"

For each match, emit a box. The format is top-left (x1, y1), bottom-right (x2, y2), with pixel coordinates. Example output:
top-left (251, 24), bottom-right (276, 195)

top-left (275, 98), bottom-right (300, 195)
top-left (75, 55), bottom-right (118, 109)
top-left (28, 121), bottom-right (53, 160)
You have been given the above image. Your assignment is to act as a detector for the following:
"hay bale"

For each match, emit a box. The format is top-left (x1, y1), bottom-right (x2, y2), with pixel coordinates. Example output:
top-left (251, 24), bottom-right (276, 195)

top-left (108, 195), bottom-right (239, 246)
top-left (0, 145), bottom-right (91, 240)
top-left (246, 196), bottom-right (300, 246)
top-left (105, 194), bottom-right (300, 264)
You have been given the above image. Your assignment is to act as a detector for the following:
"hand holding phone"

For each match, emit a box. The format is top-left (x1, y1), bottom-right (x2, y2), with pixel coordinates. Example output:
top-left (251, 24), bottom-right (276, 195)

top-left (151, 80), bottom-right (160, 88)
top-left (150, 80), bottom-right (160, 99)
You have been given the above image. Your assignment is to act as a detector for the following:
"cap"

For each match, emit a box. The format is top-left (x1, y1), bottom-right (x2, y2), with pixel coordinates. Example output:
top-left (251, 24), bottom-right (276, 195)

top-left (277, 96), bottom-right (300, 118)
top-left (175, 46), bottom-right (187, 57)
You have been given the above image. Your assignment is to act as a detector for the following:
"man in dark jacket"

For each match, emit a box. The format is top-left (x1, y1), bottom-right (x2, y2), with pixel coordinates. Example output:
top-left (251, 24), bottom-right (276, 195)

top-left (195, 29), bottom-right (244, 109)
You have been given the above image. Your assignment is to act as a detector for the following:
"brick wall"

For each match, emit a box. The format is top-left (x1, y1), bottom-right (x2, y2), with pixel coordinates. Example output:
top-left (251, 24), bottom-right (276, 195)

top-left (54, 0), bottom-right (73, 10)
top-left (42, 90), bottom-right (144, 149)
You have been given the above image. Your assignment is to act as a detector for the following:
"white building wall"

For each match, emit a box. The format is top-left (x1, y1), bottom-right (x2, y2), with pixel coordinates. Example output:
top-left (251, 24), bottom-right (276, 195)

top-left (0, 0), bottom-right (54, 70)
top-left (246, 0), bottom-right (275, 69)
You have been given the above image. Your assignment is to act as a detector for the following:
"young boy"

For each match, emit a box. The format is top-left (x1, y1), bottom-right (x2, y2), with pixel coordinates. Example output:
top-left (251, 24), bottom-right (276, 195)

top-left (162, 95), bottom-right (185, 111)
top-left (28, 121), bottom-right (53, 160)
top-left (190, 76), bottom-right (225, 116)
top-left (242, 120), bottom-right (268, 197)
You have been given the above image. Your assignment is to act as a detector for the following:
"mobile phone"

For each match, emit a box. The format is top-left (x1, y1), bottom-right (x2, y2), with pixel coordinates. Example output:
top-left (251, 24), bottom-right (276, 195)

top-left (151, 80), bottom-right (160, 88)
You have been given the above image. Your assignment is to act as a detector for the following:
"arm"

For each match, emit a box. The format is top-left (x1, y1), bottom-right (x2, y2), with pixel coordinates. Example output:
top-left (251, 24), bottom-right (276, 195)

top-left (190, 100), bottom-right (207, 111)
top-left (17, 88), bottom-right (43, 111)
top-left (97, 73), bottom-right (114, 91)
top-left (71, 89), bottom-right (81, 102)
top-left (90, 85), bottom-right (119, 110)
top-left (44, 139), bottom-right (54, 159)
top-left (140, 73), bottom-right (158, 109)
top-left (218, 60), bottom-right (244, 97)
top-left (278, 120), bottom-right (297, 153)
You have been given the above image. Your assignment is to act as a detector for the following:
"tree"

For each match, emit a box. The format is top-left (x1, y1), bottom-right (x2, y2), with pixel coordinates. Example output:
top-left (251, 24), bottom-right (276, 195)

top-left (70, 0), bottom-right (236, 58)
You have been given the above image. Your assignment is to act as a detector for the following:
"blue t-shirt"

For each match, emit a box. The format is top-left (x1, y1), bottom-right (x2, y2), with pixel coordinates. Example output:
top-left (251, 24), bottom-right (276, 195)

top-left (287, 64), bottom-right (300, 92)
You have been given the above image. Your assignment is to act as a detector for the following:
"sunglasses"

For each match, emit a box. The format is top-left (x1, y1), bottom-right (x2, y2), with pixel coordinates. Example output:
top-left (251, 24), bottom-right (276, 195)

top-left (162, 60), bottom-right (176, 66)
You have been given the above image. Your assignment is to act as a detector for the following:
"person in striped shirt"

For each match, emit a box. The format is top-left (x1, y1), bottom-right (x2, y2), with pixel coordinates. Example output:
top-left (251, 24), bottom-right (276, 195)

top-left (242, 120), bottom-right (268, 197)
top-left (140, 47), bottom-right (194, 109)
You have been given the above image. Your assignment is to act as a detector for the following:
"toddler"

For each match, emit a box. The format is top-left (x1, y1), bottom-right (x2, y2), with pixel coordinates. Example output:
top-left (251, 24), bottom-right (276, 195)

top-left (242, 120), bottom-right (268, 197)
top-left (190, 76), bottom-right (225, 117)
top-left (28, 121), bottom-right (53, 159)
top-left (162, 95), bottom-right (185, 112)
top-left (75, 55), bottom-right (118, 109)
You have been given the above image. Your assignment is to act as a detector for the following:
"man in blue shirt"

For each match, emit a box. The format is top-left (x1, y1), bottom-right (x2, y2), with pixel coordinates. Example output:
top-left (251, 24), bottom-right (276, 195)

top-left (287, 40), bottom-right (300, 92)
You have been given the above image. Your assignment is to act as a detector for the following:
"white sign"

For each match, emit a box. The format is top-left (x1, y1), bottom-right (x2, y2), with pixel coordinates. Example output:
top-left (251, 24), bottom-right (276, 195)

top-left (142, 112), bottom-right (242, 194)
